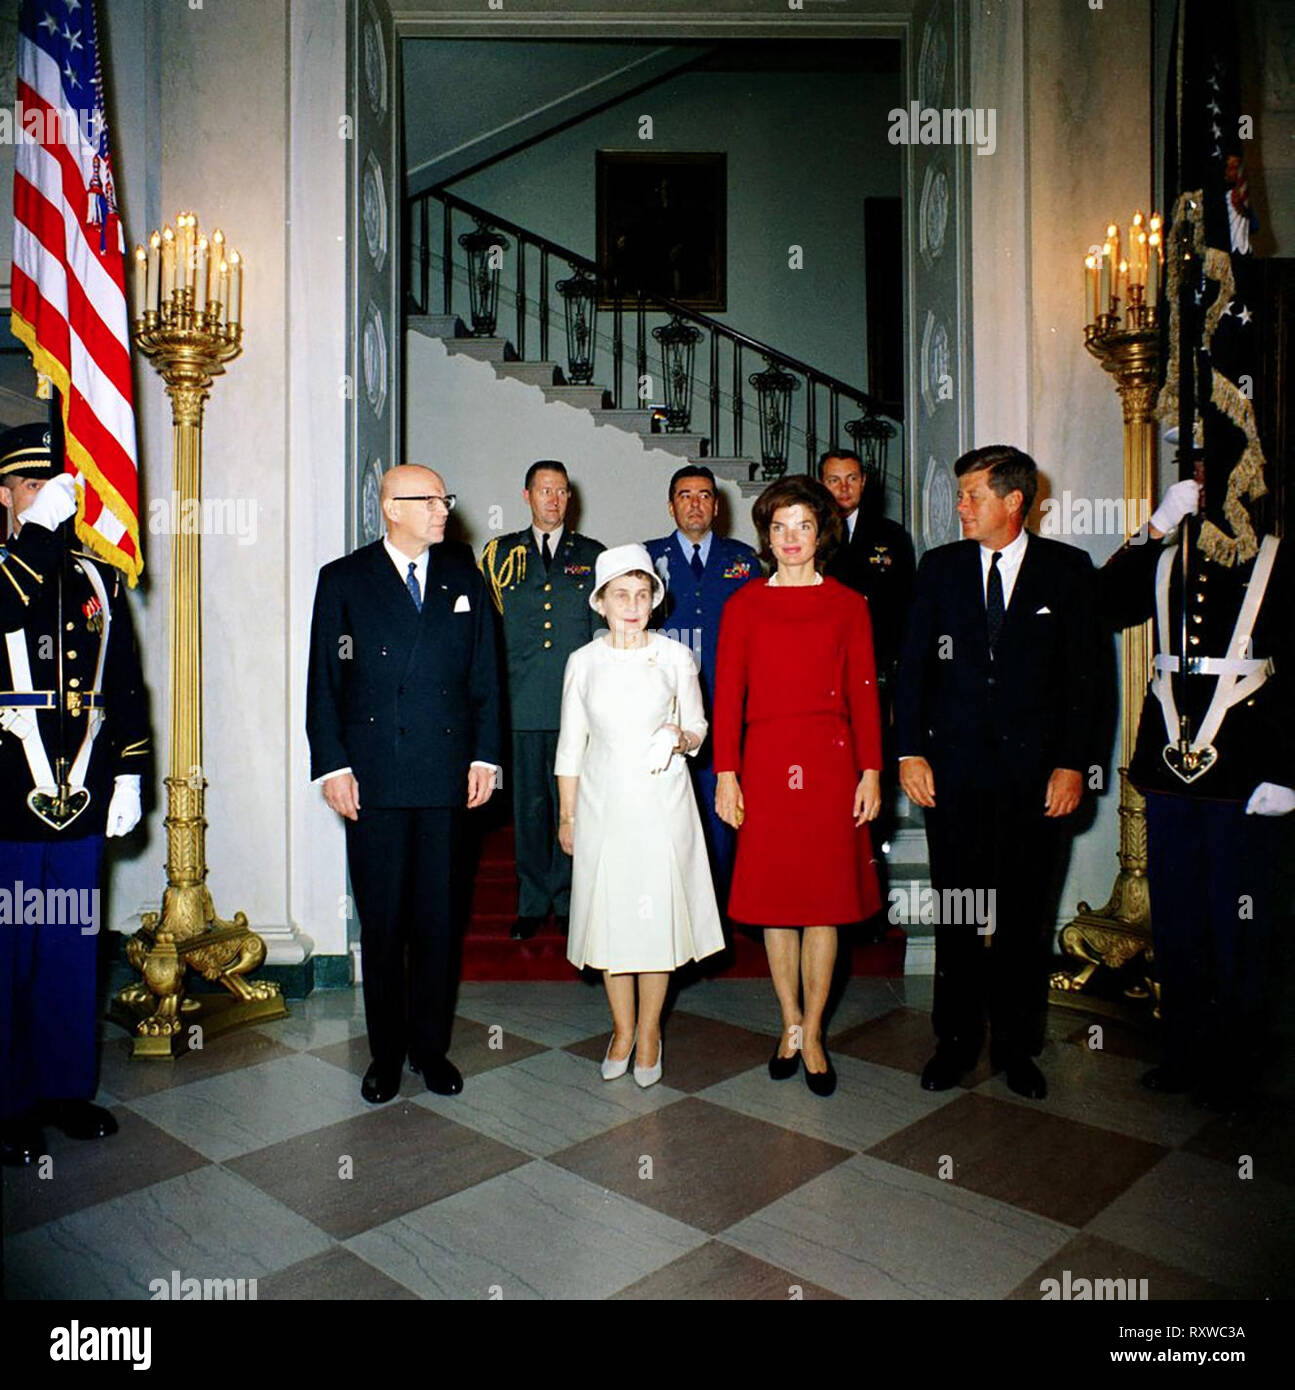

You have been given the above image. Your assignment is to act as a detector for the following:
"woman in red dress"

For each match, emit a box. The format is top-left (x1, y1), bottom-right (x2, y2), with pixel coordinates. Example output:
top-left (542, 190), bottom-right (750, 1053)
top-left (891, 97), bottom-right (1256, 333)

top-left (713, 475), bottom-right (882, 1097)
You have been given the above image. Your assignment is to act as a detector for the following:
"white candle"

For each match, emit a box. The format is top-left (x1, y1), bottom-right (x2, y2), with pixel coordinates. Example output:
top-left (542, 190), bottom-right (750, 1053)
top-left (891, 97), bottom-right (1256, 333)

top-left (195, 237), bottom-right (208, 312)
top-left (228, 251), bottom-right (242, 327)
top-left (208, 230), bottom-right (224, 308)
top-left (132, 245), bottom-right (146, 321)
top-left (161, 225), bottom-right (176, 304)
top-left (147, 231), bottom-right (160, 311)
top-left (1084, 255), bottom-right (1098, 325)
top-left (1099, 246), bottom-right (1112, 317)
top-left (217, 260), bottom-right (229, 319)
top-left (1147, 232), bottom-right (1161, 303)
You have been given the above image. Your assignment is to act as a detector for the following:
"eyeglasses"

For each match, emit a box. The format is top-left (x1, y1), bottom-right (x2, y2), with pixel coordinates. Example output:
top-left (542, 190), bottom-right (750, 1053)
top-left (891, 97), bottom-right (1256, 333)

top-left (394, 494), bottom-right (457, 511)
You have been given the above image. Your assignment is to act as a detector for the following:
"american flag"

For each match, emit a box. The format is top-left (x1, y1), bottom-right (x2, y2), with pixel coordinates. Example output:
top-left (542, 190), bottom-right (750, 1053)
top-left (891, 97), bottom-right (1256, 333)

top-left (10, 0), bottom-right (141, 583)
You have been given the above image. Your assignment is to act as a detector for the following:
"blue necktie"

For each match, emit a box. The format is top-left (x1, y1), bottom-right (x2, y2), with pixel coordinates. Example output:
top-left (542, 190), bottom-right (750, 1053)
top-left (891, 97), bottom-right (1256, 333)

top-left (406, 560), bottom-right (422, 612)
top-left (691, 543), bottom-right (704, 582)
top-left (986, 551), bottom-right (1004, 652)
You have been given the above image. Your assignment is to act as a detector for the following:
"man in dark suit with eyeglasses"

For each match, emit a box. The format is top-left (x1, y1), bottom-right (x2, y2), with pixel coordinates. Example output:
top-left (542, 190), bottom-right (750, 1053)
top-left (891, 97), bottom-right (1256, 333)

top-left (307, 464), bottom-right (501, 1101)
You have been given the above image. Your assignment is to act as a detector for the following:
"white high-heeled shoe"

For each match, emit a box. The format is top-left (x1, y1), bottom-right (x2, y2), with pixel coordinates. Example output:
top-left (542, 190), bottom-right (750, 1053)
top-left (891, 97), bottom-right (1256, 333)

top-left (601, 1032), bottom-right (635, 1081)
top-left (634, 1037), bottom-right (663, 1088)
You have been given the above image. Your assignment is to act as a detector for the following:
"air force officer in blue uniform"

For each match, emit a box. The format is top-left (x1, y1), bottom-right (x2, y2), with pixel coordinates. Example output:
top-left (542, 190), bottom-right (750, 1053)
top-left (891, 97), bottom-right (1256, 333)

top-left (645, 466), bottom-right (757, 890)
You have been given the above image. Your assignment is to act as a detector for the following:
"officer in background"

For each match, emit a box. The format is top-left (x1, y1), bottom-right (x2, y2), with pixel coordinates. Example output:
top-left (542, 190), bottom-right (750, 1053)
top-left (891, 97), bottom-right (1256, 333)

top-left (644, 465), bottom-right (756, 894)
top-left (0, 423), bottom-right (150, 1166)
top-left (1100, 474), bottom-right (1293, 1111)
top-left (480, 461), bottom-right (604, 940)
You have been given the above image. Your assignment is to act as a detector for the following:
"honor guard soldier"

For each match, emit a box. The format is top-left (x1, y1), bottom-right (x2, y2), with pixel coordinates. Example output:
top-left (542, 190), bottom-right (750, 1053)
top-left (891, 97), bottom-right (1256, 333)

top-left (644, 465), bottom-right (757, 892)
top-left (0, 423), bottom-right (150, 1165)
top-left (480, 461), bottom-right (604, 940)
top-left (1101, 474), bottom-right (1293, 1110)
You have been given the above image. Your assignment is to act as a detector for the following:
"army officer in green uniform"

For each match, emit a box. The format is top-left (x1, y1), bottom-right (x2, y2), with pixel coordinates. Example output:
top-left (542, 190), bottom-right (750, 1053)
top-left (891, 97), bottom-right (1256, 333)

top-left (480, 461), bottom-right (604, 939)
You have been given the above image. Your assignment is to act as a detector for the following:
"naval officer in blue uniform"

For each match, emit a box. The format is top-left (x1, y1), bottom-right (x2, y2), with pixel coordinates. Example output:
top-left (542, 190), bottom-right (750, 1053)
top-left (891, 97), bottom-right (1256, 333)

top-left (645, 466), bottom-right (757, 893)
top-left (0, 423), bottom-right (150, 1165)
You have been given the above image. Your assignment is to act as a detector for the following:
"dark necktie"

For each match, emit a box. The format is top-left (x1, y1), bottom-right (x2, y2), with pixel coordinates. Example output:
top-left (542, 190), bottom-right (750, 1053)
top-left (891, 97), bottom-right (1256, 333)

top-left (986, 551), bottom-right (1004, 652)
top-left (691, 543), bottom-right (704, 582)
top-left (405, 559), bottom-right (422, 613)
top-left (541, 532), bottom-right (552, 572)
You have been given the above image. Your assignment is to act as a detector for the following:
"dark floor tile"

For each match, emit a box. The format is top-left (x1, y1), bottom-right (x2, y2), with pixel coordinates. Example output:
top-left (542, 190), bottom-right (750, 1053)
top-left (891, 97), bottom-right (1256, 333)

top-left (256, 1246), bottom-right (418, 1300)
top-left (549, 1096), bottom-right (851, 1234)
top-left (612, 1239), bottom-right (843, 1300)
top-left (97, 1028), bottom-right (297, 1101)
top-left (309, 1016), bottom-right (546, 1088)
top-left (1060, 1014), bottom-right (1160, 1064)
top-left (831, 1007), bottom-right (994, 1088)
top-left (1184, 1102), bottom-right (1295, 1189)
top-left (866, 1092), bottom-right (1167, 1227)
top-left (2, 1107), bottom-right (210, 1235)
top-left (565, 1011), bottom-right (771, 1092)
top-left (1007, 1232), bottom-right (1243, 1301)
top-left (225, 1102), bottom-right (530, 1239)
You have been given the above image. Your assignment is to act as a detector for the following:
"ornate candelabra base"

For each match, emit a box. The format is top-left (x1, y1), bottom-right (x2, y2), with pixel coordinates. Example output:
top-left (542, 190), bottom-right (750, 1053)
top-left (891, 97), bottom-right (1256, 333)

top-left (111, 776), bottom-right (285, 1057)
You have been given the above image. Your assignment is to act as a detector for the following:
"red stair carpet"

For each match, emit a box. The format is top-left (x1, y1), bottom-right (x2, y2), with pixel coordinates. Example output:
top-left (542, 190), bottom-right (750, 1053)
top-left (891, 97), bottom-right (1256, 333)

top-left (459, 821), bottom-right (907, 981)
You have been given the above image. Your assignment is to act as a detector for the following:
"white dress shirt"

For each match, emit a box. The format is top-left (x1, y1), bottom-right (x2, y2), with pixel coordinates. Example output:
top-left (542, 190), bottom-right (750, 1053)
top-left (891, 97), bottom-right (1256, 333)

top-left (844, 508), bottom-right (858, 542)
top-left (533, 524), bottom-right (563, 557)
top-left (979, 527), bottom-right (1029, 608)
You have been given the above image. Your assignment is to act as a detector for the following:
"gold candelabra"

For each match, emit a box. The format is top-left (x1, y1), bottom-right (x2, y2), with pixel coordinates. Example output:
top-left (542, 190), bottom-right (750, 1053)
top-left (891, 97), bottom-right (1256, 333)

top-left (112, 212), bottom-right (285, 1056)
top-left (1054, 212), bottom-right (1162, 995)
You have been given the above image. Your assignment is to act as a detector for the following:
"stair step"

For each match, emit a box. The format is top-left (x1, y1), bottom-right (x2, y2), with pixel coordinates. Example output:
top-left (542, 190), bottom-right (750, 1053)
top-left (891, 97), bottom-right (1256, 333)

top-left (704, 457), bottom-right (758, 483)
top-left (638, 434), bottom-right (709, 459)
top-left (493, 360), bottom-right (562, 387)
top-left (445, 337), bottom-right (518, 363)
top-left (540, 383), bottom-right (612, 410)
top-left (409, 313), bottom-right (466, 340)
top-left (595, 409), bottom-right (660, 434)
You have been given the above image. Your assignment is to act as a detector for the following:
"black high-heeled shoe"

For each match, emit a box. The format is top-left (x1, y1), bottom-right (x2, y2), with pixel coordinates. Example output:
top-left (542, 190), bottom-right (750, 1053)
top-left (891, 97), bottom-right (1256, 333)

top-left (803, 1050), bottom-right (837, 1097)
top-left (768, 1045), bottom-right (800, 1081)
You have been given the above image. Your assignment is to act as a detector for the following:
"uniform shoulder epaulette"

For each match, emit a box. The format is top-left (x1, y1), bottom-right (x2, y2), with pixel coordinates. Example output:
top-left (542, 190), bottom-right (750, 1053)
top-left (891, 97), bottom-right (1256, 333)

top-left (479, 533), bottom-right (528, 613)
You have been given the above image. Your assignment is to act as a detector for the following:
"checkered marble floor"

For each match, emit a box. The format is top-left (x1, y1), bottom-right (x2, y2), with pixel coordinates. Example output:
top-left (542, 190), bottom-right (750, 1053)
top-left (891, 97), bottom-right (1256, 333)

top-left (4, 977), bottom-right (1292, 1301)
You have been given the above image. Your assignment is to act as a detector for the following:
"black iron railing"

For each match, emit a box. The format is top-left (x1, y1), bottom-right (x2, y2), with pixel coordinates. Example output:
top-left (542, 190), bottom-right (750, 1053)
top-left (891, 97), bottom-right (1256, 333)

top-left (407, 186), bottom-right (904, 503)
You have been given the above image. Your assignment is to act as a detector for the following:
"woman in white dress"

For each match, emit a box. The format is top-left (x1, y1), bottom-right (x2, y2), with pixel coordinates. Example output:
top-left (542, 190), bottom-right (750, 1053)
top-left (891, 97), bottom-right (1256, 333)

top-left (556, 543), bottom-right (725, 1087)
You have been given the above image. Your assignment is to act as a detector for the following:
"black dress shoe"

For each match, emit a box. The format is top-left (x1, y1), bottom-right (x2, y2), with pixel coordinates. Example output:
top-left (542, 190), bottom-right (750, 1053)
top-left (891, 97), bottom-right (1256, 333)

top-left (40, 1099), bottom-right (118, 1140)
top-left (413, 1056), bottom-right (463, 1096)
top-left (510, 915), bottom-right (543, 941)
top-left (1004, 1058), bottom-right (1047, 1100)
top-left (1141, 1064), bottom-right (1194, 1094)
top-left (768, 1046), bottom-right (800, 1081)
top-left (804, 1052), bottom-right (837, 1098)
top-left (361, 1061), bottom-right (402, 1104)
top-left (1, 1116), bottom-right (47, 1166)
top-left (921, 1052), bottom-right (963, 1092)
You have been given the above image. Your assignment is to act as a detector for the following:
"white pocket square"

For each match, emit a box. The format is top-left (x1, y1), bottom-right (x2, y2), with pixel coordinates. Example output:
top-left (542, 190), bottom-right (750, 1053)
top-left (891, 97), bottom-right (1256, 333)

top-left (1036, 605), bottom-right (1052, 615)
top-left (454, 594), bottom-right (471, 613)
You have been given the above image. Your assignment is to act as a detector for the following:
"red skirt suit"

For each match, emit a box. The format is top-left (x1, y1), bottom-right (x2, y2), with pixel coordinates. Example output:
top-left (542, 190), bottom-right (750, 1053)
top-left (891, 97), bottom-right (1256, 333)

top-left (712, 575), bottom-right (882, 926)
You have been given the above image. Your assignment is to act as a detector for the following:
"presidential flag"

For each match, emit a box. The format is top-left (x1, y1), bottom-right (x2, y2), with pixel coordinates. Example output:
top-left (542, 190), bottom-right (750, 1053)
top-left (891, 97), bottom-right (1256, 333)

top-left (10, 0), bottom-right (142, 583)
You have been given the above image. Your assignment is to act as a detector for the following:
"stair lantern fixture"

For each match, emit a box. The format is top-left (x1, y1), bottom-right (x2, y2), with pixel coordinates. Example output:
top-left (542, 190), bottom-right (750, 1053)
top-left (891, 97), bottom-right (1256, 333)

top-left (844, 410), bottom-right (897, 489)
top-left (459, 220), bottom-right (509, 336)
top-left (555, 267), bottom-right (599, 385)
top-left (652, 315), bottom-right (703, 433)
top-left (749, 358), bottom-right (800, 480)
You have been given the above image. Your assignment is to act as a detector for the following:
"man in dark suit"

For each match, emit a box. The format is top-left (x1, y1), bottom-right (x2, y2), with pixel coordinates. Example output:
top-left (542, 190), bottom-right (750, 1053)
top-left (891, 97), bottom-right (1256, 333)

top-left (896, 445), bottom-right (1100, 1100)
top-left (0, 424), bottom-right (150, 1165)
top-left (820, 449), bottom-right (915, 697)
top-left (644, 465), bottom-right (757, 891)
top-left (479, 461), bottom-right (603, 941)
top-left (307, 464), bottom-right (501, 1102)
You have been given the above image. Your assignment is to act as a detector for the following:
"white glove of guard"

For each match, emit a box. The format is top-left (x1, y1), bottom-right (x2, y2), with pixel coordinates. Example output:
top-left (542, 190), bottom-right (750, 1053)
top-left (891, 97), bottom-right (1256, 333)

top-left (645, 726), bottom-right (678, 774)
top-left (19, 472), bottom-right (78, 531)
top-left (105, 774), bottom-right (142, 837)
top-left (1149, 479), bottom-right (1201, 536)
top-left (1245, 783), bottom-right (1295, 817)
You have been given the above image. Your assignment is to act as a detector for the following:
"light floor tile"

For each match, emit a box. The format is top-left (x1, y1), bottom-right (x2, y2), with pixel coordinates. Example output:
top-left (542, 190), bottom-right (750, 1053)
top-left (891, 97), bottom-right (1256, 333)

top-left (3, 1165), bottom-right (331, 1300)
top-left (347, 1159), bottom-right (707, 1300)
top-left (698, 1053), bottom-right (961, 1154)
top-left (453, 981), bottom-right (610, 1047)
top-left (410, 1046), bottom-right (683, 1157)
top-left (722, 1153), bottom-right (1074, 1300)
top-left (125, 1053), bottom-right (375, 1162)
top-left (1086, 1150), bottom-right (1295, 1298)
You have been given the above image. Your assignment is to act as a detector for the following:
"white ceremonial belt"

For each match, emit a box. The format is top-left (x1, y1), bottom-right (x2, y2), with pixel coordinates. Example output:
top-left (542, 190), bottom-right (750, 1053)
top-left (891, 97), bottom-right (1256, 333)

top-left (1153, 654), bottom-right (1274, 678)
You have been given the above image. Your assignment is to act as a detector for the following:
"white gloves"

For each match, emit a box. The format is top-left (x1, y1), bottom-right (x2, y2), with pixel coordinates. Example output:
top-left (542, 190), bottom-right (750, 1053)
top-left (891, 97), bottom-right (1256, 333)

top-left (1149, 479), bottom-right (1201, 536)
top-left (1245, 783), bottom-right (1295, 817)
top-left (645, 726), bottom-right (678, 774)
top-left (105, 774), bottom-right (142, 837)
top-left (20, 472), bottom-right (78, 532)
